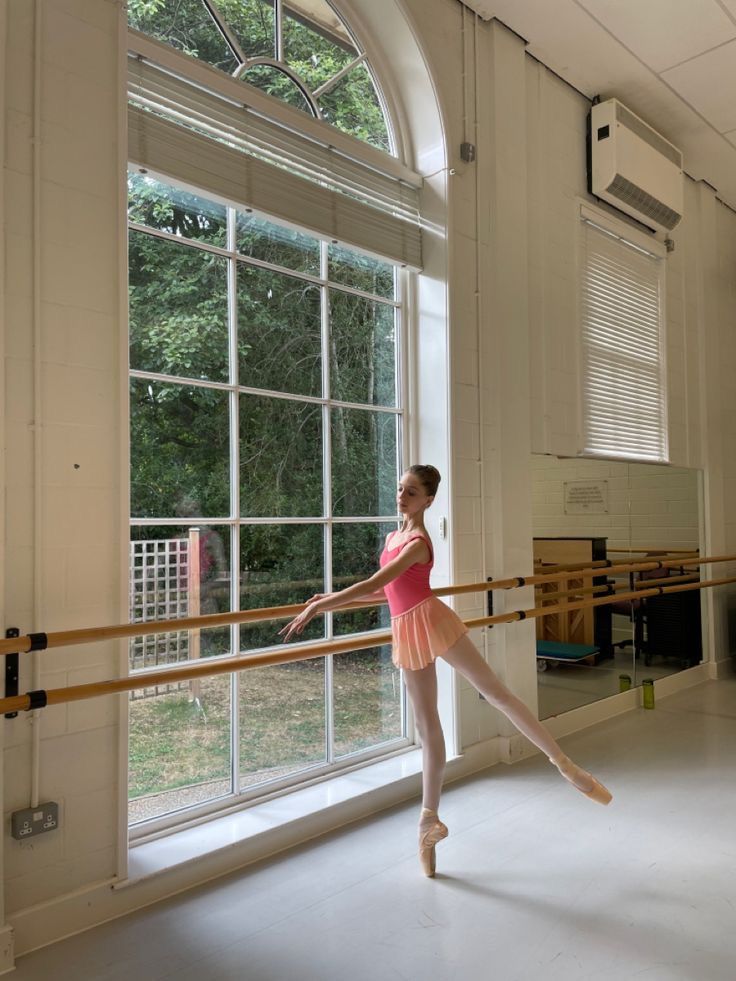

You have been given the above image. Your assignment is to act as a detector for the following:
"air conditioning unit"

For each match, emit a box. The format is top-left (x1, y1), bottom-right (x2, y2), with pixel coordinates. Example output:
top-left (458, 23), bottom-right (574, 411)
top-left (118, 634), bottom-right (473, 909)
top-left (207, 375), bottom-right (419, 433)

top-left (589, 99), bottom-right (683, 233)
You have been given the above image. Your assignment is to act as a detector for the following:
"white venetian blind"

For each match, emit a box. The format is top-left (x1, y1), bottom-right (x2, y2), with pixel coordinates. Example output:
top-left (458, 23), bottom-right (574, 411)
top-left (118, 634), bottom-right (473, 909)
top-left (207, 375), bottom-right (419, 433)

top-left (580, 210), bottom-right (668, 461)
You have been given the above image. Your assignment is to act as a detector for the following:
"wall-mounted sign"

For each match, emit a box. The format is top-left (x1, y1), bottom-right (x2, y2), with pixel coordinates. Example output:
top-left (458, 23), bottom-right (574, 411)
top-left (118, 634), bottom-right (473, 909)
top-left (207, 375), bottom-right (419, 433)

top-left (564, 479), bottom-right (608, 514)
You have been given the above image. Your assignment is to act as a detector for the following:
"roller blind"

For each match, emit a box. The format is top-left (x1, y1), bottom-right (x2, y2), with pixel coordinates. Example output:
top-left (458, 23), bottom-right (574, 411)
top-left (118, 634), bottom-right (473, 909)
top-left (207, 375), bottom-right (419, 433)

top-left (580, 211), bottom-right (668, 462)
top-left (127, 36), bottom-right (423, 270)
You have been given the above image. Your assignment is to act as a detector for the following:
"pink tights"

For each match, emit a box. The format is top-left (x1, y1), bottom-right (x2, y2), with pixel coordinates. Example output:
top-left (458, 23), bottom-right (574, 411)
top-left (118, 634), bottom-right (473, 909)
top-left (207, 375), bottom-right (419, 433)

top-left (403, 633), bottom-right (568, 819)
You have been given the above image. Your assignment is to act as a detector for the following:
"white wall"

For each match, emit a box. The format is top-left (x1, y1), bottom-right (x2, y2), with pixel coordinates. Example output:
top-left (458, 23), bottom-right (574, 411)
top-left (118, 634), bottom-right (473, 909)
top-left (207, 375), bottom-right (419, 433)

top-left (532, 456), bottom-right (701, 551)
top-left (2, 0), bottom-right (125, 936)
top-left (3, 0), bottom-right (736, 963)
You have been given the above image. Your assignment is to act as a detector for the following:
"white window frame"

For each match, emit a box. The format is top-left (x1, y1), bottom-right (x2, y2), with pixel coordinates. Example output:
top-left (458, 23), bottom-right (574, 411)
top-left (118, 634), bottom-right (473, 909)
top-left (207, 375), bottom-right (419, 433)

top-left (577, 202), bottom-right (669, 463)
top-left (127, 174), bottom-right (414, 839)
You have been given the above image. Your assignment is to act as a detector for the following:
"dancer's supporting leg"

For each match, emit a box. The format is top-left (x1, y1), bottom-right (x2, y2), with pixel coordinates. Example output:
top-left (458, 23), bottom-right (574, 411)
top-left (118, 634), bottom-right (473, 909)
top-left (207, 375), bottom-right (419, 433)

top-left (442, 634), bottom-right (611, 803)
top-left (403, 663), bottom-right (449, 875)
top-left (403, 663), bottom-right (445, 813)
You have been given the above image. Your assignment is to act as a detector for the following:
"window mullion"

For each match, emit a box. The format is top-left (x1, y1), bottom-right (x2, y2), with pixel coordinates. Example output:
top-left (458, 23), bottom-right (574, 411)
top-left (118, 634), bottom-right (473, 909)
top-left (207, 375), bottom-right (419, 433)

top-left (321, 240), bottom-right (335, 765)
top-left (227, 207), bottom-right (241, 796)
top-left (275, 0), bottom-right (284, 61)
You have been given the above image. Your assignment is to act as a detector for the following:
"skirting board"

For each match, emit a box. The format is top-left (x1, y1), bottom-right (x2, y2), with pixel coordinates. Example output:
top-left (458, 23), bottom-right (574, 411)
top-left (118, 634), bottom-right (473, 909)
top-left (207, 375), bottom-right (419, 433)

top-left (710, 658), bottom-right (736, 680)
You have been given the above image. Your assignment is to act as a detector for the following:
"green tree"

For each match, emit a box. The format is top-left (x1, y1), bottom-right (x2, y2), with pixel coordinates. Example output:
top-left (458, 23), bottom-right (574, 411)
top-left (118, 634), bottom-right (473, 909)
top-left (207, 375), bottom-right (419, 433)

top-left (129, 173), bottom-right (398, 637)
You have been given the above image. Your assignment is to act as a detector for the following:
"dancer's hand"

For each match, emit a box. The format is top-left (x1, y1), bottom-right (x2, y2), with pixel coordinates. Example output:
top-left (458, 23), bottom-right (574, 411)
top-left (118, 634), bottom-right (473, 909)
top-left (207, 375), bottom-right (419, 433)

top-left (279, 600), bottom-right (324, 643)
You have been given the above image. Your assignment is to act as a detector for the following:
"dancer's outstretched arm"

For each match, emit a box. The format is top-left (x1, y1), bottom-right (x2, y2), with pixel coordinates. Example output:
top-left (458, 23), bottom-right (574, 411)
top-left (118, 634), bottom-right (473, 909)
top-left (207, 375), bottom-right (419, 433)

top-left (279, 539), bottom-right (429, 641)
top-left (305, 590), bottom-right (386, 611)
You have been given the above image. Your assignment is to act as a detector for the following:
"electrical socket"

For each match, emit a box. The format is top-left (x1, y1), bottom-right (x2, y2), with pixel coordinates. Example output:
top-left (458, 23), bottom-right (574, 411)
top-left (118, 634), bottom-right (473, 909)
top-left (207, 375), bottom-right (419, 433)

top-left (11, 802), bottom-right (59, 840)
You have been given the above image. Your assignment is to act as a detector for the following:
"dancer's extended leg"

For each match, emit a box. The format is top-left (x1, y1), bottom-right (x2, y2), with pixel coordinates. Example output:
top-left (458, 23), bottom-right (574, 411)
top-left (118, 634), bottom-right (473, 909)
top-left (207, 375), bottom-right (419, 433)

top-left (441, 634), bottom-right (611, 804)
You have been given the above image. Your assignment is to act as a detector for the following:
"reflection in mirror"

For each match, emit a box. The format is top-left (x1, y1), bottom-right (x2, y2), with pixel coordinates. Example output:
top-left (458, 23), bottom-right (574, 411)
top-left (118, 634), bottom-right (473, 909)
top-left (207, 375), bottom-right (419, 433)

top-left (532, 456), bottom-right (702, 719)
top-left (615, 464), bottom-right (702, 687)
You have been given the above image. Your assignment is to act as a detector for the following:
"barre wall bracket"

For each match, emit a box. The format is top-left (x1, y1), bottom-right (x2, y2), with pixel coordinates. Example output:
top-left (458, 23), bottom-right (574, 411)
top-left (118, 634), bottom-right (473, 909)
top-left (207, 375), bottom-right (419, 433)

top-left (4, 628), bottom-right (19, 719)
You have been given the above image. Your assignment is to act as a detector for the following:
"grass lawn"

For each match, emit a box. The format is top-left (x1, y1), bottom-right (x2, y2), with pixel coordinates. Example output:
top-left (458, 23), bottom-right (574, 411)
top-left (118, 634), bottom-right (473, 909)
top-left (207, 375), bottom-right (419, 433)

top-left (129, 647), bottom-right (402, 821)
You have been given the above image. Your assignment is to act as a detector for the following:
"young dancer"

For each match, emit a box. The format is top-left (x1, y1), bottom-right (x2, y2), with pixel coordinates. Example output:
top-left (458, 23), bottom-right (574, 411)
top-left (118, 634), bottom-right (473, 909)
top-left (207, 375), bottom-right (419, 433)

top-left (280, 464), bottom-right (611, 877)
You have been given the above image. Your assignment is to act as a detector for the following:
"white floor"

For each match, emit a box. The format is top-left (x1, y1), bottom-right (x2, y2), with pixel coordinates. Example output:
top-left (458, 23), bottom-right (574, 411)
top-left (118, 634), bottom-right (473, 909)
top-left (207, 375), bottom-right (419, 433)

top-left (11, 678), bottom-right (736, 981)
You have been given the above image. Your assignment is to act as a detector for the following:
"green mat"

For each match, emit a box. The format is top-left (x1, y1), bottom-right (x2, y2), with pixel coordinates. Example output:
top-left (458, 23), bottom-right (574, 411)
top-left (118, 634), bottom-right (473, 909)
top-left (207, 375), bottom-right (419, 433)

top-left (536, 640), bottom-right (599, 661)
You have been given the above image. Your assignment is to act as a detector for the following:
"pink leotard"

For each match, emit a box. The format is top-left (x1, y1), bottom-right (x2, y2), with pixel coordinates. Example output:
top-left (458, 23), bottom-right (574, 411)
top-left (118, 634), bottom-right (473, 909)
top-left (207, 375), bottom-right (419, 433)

top-left (379, 531), bottom-right (468, 671)
top-left (380, 533), bottom-right (433, 615)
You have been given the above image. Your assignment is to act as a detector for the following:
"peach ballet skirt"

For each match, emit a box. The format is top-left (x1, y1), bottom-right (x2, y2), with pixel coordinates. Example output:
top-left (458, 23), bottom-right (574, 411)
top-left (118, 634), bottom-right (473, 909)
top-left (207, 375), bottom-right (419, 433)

top-left (380, 533), bottom-right (468, 671)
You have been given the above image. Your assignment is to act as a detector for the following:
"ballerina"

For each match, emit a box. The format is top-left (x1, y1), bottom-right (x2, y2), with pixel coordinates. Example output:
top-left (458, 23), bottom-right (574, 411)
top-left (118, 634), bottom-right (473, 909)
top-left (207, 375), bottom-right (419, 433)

top-left (280, 464), bottom-right (611, 877)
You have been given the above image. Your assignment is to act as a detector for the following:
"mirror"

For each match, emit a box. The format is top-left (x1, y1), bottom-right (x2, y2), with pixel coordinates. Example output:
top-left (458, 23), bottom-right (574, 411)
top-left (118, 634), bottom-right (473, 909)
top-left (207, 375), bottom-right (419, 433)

top-left (531, 456), bottom-right (702, 718)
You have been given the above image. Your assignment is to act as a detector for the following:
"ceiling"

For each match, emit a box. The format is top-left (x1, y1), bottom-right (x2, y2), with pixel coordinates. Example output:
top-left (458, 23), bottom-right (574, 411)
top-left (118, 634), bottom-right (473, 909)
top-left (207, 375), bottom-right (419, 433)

top-left (461, 0), bottom-right (736, 211)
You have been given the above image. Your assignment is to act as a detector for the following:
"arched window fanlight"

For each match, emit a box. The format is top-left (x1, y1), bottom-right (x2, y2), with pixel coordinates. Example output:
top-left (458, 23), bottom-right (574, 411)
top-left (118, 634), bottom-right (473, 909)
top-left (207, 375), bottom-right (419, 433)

top-left (127, 0), bottom-right (392, 153)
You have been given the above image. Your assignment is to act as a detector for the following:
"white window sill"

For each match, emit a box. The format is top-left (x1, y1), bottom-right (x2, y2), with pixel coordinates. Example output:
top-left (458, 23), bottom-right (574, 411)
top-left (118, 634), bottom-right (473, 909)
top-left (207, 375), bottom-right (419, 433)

top-left (121, 748), bottom-right (430, 887)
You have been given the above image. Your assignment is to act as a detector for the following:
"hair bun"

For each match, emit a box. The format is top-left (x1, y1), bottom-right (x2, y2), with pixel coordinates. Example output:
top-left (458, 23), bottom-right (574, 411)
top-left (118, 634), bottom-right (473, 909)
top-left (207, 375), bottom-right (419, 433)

top-left (408, 464), bottom-right (441, 496)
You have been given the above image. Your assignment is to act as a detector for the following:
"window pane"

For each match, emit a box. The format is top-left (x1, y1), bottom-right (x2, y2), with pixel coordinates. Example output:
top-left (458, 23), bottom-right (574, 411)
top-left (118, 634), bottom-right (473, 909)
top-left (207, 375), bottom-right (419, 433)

top-left (328, 243), bottom-right (395, 299)
top-left (240, 523), bottom-right (324, 650)
top-left (238, 264), bottom-right (321, 397)
top-left (235, 212), bottom-right (320, 275)
top-left (128, 0), bottom-right (240, 74)
top-left (333, 645), bottom-right (402, 759)
top-left (331, 408), bottom-right (398, 517)
top-left (282, 2), bottom-right (357, 92)
top-left (318, 62), bottom-right (391, 152)
top-left (329, 290), bottom-right (396, 407)
top-left (130, 524), bottom-right (231, 665)
top-left (217, 0), bottom-right (275, 60)
top-left (128, 172), bottom-right (227, 247)
top-left (239, 661), bottom-right (326, 789)
top-left (128, 674), bottom-right (232, 824)
top-left (131, 379), bottom-right (230, 518)
top-left (129, 231), bottom-right (229, 382)
top-left (332, 522), bottom-right (394, 637)
top-left (240, 394), bottom-right (323, 516)
top-left (241, 64), bottom-right (314, 114)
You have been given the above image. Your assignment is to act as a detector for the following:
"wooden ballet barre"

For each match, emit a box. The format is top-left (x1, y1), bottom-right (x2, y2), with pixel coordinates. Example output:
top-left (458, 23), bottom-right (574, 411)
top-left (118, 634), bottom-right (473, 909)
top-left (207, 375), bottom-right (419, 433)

top-left (532, 559), bottom-right (610, 574)
top-left (633, 573), bottom-right (700, 589)
top-left (0, 630), bottom-right (393, 715)
top-left (462, 573), bottom-right (736, 631)
top-left (438, 551), bottom-right (731, 598)
top-left (607, 547), bottom-right (700, 554)
top-left (1, 552), bottom-right (733, 660)
top-left (2, 573), bottom-right (735, 717)
top-left (534, 583), bottom-right (613, 603)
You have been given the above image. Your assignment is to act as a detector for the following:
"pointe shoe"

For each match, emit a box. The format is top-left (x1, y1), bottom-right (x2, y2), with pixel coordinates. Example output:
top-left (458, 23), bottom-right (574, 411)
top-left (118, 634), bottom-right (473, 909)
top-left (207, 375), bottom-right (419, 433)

top-left (418, 808), bottom-right (448, 877)
top-left (550, 755), bottom-right (612, 806)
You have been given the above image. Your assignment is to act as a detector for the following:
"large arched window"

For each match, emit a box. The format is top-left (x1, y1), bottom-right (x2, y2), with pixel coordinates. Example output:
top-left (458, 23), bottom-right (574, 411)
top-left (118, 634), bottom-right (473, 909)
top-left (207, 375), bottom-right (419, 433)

top-left (128, 0), bottom-right (392, 152)
top-left (126, 1), bottom-right (424, 832)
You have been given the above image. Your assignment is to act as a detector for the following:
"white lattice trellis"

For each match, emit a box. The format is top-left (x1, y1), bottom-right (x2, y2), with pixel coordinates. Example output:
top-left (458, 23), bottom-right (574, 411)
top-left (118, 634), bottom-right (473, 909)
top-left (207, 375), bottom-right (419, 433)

top-left (129, 531), bottom-right (200, 699)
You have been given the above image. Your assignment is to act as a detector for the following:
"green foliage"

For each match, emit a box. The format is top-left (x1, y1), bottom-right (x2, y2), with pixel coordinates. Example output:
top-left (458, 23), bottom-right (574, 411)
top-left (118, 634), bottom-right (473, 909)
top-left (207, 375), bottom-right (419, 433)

top-left (128, 172), bottom-right (399, 530)
top-left (128, 0), bottom-right (239, 72)
top-left (129, 230), bottom-right (229, 381)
